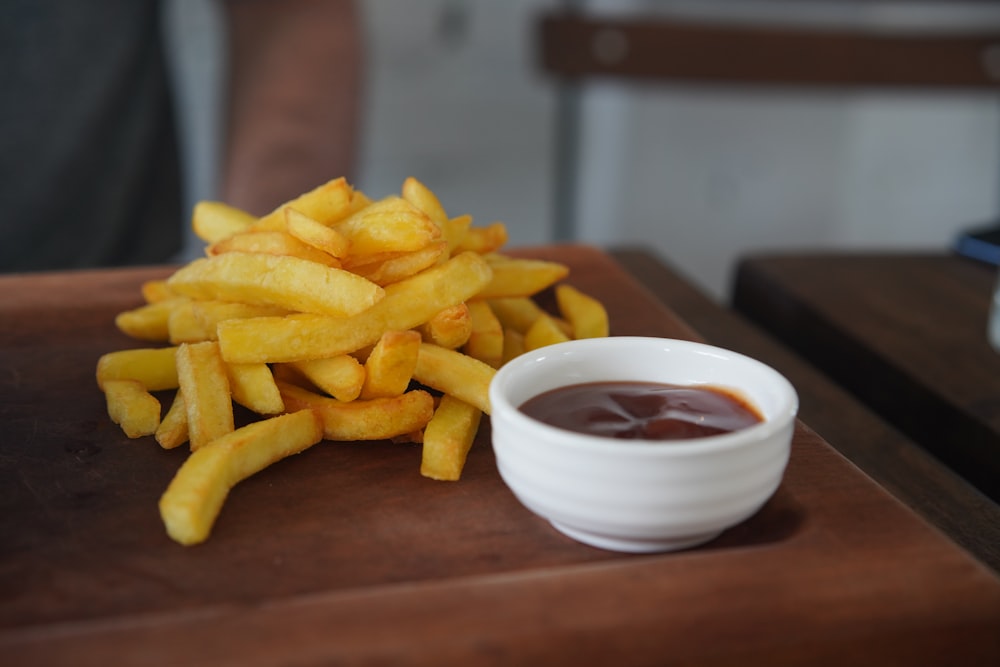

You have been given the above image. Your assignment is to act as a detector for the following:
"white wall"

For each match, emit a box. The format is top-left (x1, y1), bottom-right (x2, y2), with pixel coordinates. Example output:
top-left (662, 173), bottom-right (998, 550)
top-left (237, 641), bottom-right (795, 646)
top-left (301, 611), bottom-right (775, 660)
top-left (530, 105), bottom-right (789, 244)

top-left (162, 0), bottom-right (226, 260)
top-left (570, 1), bottom-right (1000, 297)
top-left (580, 85), bottom-right (999, 297)
top-left (166, 0), bottom-right (1000, 299)
top-left (357, 0), bottom-right (559, 248)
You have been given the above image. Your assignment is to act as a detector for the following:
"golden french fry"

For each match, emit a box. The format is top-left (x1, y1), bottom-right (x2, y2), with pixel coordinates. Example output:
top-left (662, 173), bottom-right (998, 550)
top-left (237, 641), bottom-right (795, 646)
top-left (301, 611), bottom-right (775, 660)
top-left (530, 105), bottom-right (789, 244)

top-left (524, 312), bottom-right (571, 351)
top-left (155, 390), bottom-right (189, 450)
top-left (103, 379), bottom-right (161, 439)
top-left (487, 297), bottom-right (544, 334)
top-left (96, 347), bottom-right (179, 391)
top-left (225, 362), bottom-right (284, 414)
top-left (400, 180), bottom-right (470, 253)
top-left (418, 303), bottom-right (472, 349)
top-left (290, 355), bottom-right (366, 402)
top-left (441, 215), bottom-right (472, 252)
top-left (556, 284), bottom-right (609, 339)
top-left (252, 176), bottom-right (353, 231)
top-left (392, 429), bottom-right (424, 445)
top-left (420, 395), bottom-right (481, 481)
top-left (167, 300), bottom-right (205, 344)
top-left (285, 207), bottom-right (351, 258)
top-left (347, 189), bottom-right (373, 214)
top-left (475, 258), bottom-right (569, 300)
top-left (454, 221), bottom-right (507, 255)
top-left (141, 279), bottom-right (175, 304)
top-left (115, 297), bottom-right (189, 342)
top-left (360, 330), bottom-right (422, 399)
top-left (333, 196), bottom-right (440, 255)
top-left (167, 252), bottom-right (384, 317)
top-left (196, 301), bottom-right (291, 338)
top-left (344, 241), bottom-right (448, 286)
top-left (217, 251), bottom-right (492, 363)
top-left (207, 230), bottom-right (340, 267)
top-left (192, 201), bottom-right (256, 243)
top-left (501, 327), bottom-right (526, 365)
top-left (159, 409), bottom-right (324, 546)
top-left (402, 177), bottom-right (447, 222)
top-left (169, 301), bottom-right (293, 345)
top-left (412, 343), bottom-right (495, 415)
top-left (176, 341), bottom-right (234, 451)
top-left (464, 300), bottom-right (504, 368)
top-left (270, 362), bottom-right (314, 389)
top-left (278, 381), bottom-right (435, 441)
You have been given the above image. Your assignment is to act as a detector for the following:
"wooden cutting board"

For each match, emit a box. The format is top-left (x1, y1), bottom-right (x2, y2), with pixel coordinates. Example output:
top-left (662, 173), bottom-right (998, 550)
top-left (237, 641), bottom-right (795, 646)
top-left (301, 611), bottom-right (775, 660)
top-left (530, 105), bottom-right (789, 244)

top-left (1, 244), bottom-right (998, 666)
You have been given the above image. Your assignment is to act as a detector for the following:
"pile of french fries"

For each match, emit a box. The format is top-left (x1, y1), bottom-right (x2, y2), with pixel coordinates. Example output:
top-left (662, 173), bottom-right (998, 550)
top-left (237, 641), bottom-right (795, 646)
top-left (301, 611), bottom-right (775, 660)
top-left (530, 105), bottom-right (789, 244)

top-left (96, 177), bottom-right (609, 545)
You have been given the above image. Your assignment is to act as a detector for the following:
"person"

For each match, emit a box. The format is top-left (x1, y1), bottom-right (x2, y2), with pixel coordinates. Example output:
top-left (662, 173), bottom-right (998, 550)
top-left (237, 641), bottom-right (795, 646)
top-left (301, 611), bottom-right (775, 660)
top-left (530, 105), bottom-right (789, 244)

top-left (0, 0), bottom-right (362, 273)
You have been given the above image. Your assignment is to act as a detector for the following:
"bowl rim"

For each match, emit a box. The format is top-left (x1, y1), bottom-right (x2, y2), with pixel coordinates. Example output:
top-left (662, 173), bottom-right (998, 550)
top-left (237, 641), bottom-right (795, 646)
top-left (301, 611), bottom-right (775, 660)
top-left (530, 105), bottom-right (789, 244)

top-left (489, 336), bottom-right (799, 457)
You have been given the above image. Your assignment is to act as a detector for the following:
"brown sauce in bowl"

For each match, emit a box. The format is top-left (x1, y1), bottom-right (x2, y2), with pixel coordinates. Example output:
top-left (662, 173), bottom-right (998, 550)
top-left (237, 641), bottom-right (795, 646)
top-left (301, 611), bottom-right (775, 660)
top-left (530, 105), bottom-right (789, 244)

top-left (519, 381), bottom-right (763, 441)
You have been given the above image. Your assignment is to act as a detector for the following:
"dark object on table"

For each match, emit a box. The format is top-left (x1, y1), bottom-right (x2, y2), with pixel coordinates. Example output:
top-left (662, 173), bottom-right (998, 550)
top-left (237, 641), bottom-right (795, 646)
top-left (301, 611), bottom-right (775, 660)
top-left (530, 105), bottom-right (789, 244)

top-left (954, 223), bottom-right (1000, 266)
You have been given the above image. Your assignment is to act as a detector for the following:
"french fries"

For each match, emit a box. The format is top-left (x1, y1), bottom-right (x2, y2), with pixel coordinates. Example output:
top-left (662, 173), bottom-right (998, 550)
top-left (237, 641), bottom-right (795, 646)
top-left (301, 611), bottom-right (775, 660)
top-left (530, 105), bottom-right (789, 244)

top-left (289, 355), bottom-right (366, 402)
top-left (464, 301), bottom-right (504, 368)
top-left (344, 241), bottom-right (448, 286)
top-left (176, 341), bottom-right (234, 451)
top-left (207, 230), bottom-right (341, 267)
top-left (216, 251), bottom-right (492, 364)
top-left (556, 284), bottom-right (609, 338)
top-left (95, 176), bottom-right (610, 545)
top-left (252, 176), bottom-right (354, 231)
top-left (155, 390), bottom-right (189, 450)
top-left (192, 201), bottom-right (255, 243)
top-left (225, 362), bottom-right (284, 414)
top-left (96, 347), bottom-right (179, 391)
top-left (285, 208), bottom-right (350, 258)
top-left (418, 303), bottom-right (472, 349)
top-left (524, 312), bottom-right (572, 351)
top-left (103, 379), bottom-right (161, 438)
top-left (159, 409), bottom-right (324, 545)
top-left (168, 253), bottom-right (383, 317)
top-left (279, 382), bottom-right (435, 442)
top-left (486, 297), bottom-right (544, 334)
top-left (475, 256), bottom-right (570, 299)
top-left (115, 297), bottom-right (189, 342)
top-left (333, 196), bottom-right (441, 255)
top-left (360, 330), bottom-right (422, 399)
top-left (413, 343), bottom-right (494, 415)
top-left (421, 395), bottom-right (481, 481)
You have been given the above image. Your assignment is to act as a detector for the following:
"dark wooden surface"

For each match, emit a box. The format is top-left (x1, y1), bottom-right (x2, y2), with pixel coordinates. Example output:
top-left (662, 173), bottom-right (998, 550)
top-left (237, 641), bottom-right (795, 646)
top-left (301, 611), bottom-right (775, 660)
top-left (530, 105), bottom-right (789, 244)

top-left (612, 248), bottom-right (1000, 573)
top-left (732, 252), bottom-right (1000, 506)
top-left (538, 12), bottom-right (1000, 89)
top-left (2, 245), bottom-right (999, 666)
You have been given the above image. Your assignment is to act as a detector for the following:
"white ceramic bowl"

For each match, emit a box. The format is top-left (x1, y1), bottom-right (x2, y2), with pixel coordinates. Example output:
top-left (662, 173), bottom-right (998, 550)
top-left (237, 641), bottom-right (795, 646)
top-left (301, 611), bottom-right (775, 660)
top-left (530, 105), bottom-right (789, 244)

top-left (489, 336), bottom-right (798, 553)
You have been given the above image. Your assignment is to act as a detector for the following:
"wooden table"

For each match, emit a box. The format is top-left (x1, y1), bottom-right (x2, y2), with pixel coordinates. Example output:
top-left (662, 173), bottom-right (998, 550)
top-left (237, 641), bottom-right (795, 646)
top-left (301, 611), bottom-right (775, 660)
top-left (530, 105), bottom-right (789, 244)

top-left (731, 252), bottom-right (1000, 506)
top-left (615, 249), bottom-right (1000, 574)
top-left (2, 245), bottom-right (999, 666)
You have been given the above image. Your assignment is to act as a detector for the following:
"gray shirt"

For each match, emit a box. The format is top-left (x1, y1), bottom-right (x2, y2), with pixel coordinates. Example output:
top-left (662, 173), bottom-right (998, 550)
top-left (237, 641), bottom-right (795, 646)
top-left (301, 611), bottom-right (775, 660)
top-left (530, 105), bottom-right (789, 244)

top-left (0, 0), bottom-right (183, 272)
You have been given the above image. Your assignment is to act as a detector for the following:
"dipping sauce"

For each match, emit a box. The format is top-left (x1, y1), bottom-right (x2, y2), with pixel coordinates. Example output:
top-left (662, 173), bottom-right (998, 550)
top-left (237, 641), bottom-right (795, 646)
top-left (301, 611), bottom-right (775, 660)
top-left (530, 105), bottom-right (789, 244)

top-left (519, 381), bottom-right (763, 441)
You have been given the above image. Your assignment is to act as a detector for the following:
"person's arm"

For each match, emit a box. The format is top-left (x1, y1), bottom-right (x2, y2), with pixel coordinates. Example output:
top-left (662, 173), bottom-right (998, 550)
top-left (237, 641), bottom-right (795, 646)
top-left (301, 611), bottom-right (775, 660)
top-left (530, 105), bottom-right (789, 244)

top-left (221, 0), bottom-right (363, 216)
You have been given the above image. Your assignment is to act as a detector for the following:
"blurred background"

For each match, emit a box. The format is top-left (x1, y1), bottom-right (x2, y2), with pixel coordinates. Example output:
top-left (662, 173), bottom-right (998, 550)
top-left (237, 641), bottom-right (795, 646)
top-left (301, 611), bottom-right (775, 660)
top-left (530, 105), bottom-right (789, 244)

top-left (165, 0), bottom-right (1000, 299)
